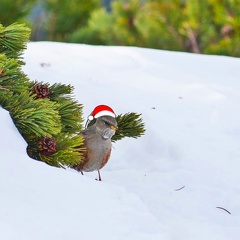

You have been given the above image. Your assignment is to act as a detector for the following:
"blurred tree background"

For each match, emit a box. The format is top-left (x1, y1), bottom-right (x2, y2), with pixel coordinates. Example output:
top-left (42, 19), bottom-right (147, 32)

top-left (0, 0), bottom-right (239, 57)
top-left (0, 0), bottom-right (37, 26)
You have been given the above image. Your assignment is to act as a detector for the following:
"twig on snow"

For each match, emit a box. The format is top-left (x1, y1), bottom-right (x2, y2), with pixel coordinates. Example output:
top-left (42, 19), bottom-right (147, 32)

top-left (216, 207), bottom-right (231, 215)
top-left (174, 186), bottom-right (185, 191)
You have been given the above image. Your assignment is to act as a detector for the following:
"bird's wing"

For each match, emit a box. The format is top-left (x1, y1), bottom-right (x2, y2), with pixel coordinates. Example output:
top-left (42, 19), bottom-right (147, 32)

top-left (81, 128), bottom-right (96, 137)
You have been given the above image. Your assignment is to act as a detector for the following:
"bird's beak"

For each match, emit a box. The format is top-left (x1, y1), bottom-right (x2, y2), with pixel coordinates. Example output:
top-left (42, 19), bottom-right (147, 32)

top-left (110, 125), bottom-right (118, 131)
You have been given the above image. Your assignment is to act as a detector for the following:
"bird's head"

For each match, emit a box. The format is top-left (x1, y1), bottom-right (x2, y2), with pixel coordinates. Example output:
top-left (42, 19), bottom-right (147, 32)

top-left (96, 116), bottom-right (118, 140)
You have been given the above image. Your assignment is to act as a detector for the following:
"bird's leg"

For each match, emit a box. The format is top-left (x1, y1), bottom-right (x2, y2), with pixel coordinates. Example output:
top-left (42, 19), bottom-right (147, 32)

top-left (98, 170), bottom-right (102, 181)
top-left (80, 170), bottom-right (84, 175)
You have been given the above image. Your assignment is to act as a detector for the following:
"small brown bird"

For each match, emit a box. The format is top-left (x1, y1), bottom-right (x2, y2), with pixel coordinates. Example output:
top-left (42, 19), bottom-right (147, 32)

top-left (73, 105), bottom-right (118, 181)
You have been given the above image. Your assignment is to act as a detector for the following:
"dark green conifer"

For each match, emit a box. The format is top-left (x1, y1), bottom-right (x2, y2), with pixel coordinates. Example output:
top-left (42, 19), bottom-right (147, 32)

top-left (0, 22), bottom-right (145, 170)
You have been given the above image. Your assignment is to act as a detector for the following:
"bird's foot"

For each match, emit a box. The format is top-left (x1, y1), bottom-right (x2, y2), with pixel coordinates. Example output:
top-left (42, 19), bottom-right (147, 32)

top-left (95, 170), bottom-right (102, 181)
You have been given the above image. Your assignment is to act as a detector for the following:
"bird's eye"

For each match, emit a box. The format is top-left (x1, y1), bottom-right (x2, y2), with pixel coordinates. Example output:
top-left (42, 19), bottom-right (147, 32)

top-left (104, 121), bottom-right (110, 126)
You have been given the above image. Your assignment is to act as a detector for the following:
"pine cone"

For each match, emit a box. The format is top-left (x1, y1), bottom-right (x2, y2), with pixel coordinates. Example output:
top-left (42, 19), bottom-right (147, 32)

top-left (33, 84), bottom-right (51, 99)
top-left (39, 137), bottom-right (57, 155)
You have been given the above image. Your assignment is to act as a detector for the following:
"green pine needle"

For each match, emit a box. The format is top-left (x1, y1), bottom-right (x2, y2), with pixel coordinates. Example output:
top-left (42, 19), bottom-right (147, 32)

top-left (6, 92), bottom-right (62, 139)
top-left (112, 112), bottom-right (145, 142)
top-left (49, 83), bottom-right (74, 99)
top-left (0, 54), bottom-right (30, 93)
top-left (28, 133), bottom-right (85, 168)
top-left (51, 133), bottom-right (85, 167)
top-left (57, 99), bottom-right (84, 134)
top-left (0, 22), bottom-right (146, 170)
top-left (0, 23), bottom-right (31, 60)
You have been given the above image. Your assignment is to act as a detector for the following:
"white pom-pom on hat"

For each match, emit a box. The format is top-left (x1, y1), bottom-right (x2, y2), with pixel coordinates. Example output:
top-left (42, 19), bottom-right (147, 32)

top-left (88, 115), bottom-right (94, 121)
top-left (88, 105), bottom-right (116, 121)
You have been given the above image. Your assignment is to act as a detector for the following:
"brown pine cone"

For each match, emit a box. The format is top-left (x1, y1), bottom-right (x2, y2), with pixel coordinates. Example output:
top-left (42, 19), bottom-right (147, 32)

top-left (39, 137), bottom-right (57, 155)
top-left (33, 84), bottom-right (51, 99)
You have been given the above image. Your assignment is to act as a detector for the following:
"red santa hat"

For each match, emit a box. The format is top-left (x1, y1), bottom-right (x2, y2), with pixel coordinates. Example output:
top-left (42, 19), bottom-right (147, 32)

top-left (88, 105), bottom-right (116, 120)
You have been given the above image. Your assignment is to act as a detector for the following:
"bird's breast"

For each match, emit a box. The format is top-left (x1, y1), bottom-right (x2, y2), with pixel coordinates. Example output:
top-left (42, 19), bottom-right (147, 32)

top-left (81, 137), bottom-right (112, 172)
top-left (102, 128), bottom-right (116, 140)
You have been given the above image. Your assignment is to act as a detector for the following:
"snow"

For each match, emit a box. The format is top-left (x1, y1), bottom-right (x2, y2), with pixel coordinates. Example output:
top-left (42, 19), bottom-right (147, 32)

top-left (1, 41), bottom-right (240, 240)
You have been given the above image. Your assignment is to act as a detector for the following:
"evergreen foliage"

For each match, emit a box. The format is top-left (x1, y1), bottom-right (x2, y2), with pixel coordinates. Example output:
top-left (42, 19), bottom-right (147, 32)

top-left (112, 113), bottom-right (145, 142)
top-left (70, 0), bottom-right (240, 57)
top-left (70, 0), bottom-right (144, 46)
top-left (87, 112), bottom-right (145, 143)
top-left (0, 0), bottom-right (37, 26)
top-left (1, 1), bottom-right (239, 56)
top-left (0, 55), bottom-right (28, 98)
top-left (0, 23), bottom-right (31, 60)
top-left (44, 0), bottom-right (101, 42)
top-left (3, 92), bottom-right (62, 138)
top-left (27, 133), bottom-right (85, 168)
top-left (0, 22), bottom-right (145, 170)
top-left (0, 23), bottom-right (85, 168)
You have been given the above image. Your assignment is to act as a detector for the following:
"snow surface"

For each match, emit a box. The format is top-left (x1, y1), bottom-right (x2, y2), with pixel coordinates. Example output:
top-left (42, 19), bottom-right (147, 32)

top-left (1, 42), bottom-right (240, 240)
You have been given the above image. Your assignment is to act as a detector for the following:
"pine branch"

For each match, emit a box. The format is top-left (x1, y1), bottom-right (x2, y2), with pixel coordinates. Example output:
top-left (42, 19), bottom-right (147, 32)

top-left (4, 92), bottom-right (62, 139)
top-left (52, 133), bottom-right (85, 167)
top-left (0, 22), bottom-right (88, 169)
top-left (29, 82), bottom-right (84, 134)
top-left (27, 134), bottom-right (85, 168)
top-left (56, 99), bottom-right (84, 134)
top-left (0, 23), bottom-right (31, 61)
top-left (0, 54), bottom-right (30, 94)
top-left (112, 112), bottom-right (145, 142)
top-left (49, 83), bottom-right (74, 99)
top-left (0, 22), bottom-right (146, 171)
